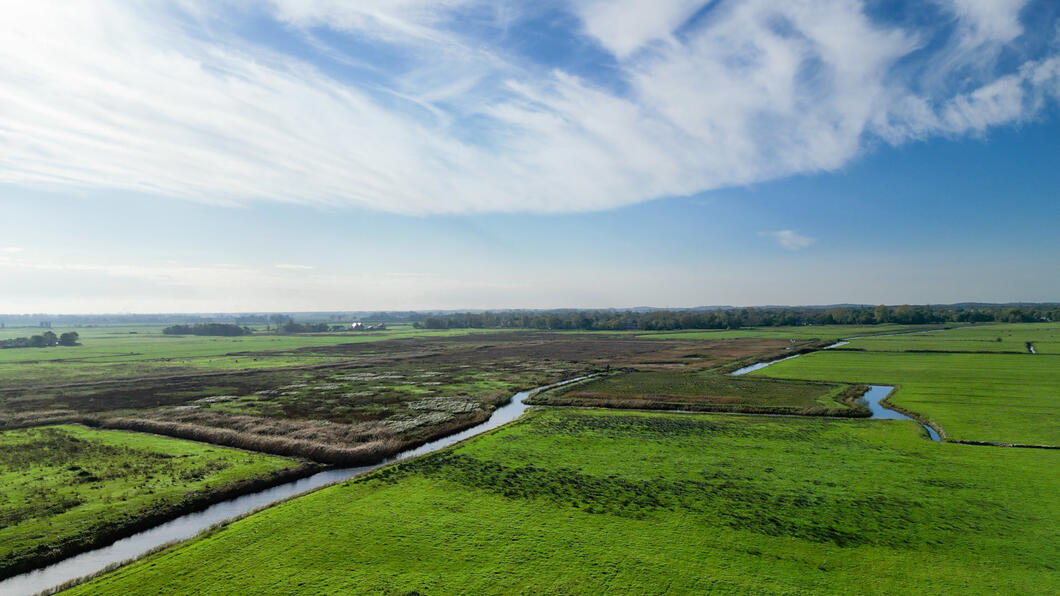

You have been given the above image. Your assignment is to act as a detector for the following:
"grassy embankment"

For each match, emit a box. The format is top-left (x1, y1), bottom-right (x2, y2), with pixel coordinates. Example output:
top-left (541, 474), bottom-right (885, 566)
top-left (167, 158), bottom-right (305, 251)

top-left (757, 323), bottom-right (1060, 446)
top-left (67, 408), bottom-right (1059, 595)
top-left (528, 371), bottom-right (866, 416)
top-left (0, 425), bottom-right (305, 579)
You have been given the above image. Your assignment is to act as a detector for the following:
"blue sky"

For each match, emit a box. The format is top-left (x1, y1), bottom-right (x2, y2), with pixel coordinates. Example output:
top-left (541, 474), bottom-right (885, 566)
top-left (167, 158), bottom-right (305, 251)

top-left (1, 0), bottom-right (1058, 313)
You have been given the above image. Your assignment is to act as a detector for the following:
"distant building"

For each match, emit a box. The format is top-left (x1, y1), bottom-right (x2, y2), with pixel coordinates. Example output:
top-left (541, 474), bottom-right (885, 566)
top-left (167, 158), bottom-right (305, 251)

top-left (351, 322), bottom-right (364, 331)
top-left (622, 321), bottom-right (638, 330)
top-left (367, 323), bottom-right (387, 331)
top-left (329, 325), bottom-right (347, 332)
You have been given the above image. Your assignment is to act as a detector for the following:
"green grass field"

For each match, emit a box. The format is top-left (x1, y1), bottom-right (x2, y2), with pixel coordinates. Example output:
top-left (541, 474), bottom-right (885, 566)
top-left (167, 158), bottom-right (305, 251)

top-left (532, 371), bottom-right (856, 414)
top-left (844, 322), bottom-right (1060, 353)
top-left (0, 325), bottom-right (522, 386)
top-left (640, 323), bottom-right (955, 341)
top-left (0, 425), bottom-right (301, 577)
top-left (757, 350), bottom-right (1060, 445)
top-left (68, 408), bottom-right (1059, 595)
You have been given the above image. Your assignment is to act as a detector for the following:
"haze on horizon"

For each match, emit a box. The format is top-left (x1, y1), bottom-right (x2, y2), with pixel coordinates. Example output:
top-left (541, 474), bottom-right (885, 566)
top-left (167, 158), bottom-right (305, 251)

top-left (2, 0), bottom-right (1059, 314)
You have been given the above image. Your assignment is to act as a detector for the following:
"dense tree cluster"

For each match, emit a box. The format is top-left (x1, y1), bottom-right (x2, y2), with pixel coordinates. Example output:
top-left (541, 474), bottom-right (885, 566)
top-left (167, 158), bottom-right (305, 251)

top-left (414, 305), bottom-right (1057, 331)
top-left (162, 323), bottom-right (250, 336)
top-left (0, 331), bottom-right (79, 349)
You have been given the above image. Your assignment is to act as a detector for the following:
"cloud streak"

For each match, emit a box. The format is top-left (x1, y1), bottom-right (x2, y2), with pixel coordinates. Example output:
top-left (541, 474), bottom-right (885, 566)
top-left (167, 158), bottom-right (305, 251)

top-left (760, 230), bottom-right (816, 251)
top-left (0, 1), bottom-right (1056, 214)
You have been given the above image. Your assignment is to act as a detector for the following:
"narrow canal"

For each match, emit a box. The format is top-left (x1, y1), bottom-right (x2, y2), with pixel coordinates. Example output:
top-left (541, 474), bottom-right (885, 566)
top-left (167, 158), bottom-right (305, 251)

top-left (0, 377), bottom-right (590, 596)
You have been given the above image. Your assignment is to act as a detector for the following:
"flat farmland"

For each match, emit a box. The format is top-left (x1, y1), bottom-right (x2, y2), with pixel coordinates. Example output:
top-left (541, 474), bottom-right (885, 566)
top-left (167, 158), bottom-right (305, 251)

top-left (0, 425), bottom-right (303, 579)
top-left (844, 322), bottom-right (1060, 353)
top-left (757, 350), bottom-right (1060, 445)
top-left (67, 409), bottom-right (1060, 595)
top-left (640, 324), bottom-right (953, 341)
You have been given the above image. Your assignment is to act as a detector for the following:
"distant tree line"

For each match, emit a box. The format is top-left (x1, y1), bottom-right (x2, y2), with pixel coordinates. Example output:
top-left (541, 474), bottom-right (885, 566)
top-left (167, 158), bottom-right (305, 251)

top-left (249, 315), bottom-right (336, 333)
top-left (0, 331), bottom-right (79, 349)
top-left (280, 321), bottom-right (330, 333)
top-left (162, 323), bottom-right (250, 336)
top-left (414, 305), bottom-right (1058, 331)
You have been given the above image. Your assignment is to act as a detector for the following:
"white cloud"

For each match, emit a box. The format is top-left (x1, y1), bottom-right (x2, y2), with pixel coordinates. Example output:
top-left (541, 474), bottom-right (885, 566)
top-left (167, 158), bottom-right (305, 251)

top-left (1, 247), bottom-right (24, 254)
top-left (942, 73), bottom-right (1026, 132)
top-left (572, 0), bottom-right (704, 59)
top-left (266, 0), bottom-right (472, 40)
top-left (275, 264), bottom-right (315, 270)
top-left (0, 1), bottom-right (1054, 215)
top-left (941, 0), bottom-right (1026, 44)
top-left (761, 230), bottom-right (815, 251)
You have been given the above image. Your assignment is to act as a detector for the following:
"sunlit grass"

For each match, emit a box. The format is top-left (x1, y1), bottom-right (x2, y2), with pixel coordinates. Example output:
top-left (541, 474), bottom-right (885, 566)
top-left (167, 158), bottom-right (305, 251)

top-left (0, 425), bottom-right (299, 577)
top-left (757, 348), bottom-right (1060, 445)
top-left (69, 409), bottom-right (1059, 595)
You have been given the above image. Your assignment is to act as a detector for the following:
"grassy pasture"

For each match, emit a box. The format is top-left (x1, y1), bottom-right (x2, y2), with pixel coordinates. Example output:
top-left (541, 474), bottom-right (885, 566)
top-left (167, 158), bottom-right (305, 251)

top-left (844, 322), bottom-right (1060, 353)
top-left (757, 350), bottom-right (1060, 445)
top-left (529, 371), bottom-right (859, 415)
top-left (843, 337), bottom-right (1027, 352)
top-left (640, 323), bottom-right (954, 341)
top-left (68, 409), bottom-right (1059, 595)
top-left (0, 425), bottom-right (302, 578)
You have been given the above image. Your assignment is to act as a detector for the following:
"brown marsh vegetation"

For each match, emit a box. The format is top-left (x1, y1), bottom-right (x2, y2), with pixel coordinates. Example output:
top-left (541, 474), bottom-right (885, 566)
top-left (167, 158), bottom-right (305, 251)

top-left (0, 333), bottom-right (801, 464)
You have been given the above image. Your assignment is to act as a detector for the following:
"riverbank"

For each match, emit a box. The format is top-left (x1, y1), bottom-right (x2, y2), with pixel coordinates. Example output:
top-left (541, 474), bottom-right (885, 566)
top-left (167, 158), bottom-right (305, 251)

top-left (0, 426), bottom-right (310, 582)
top-left (0, 377), bottom-right (588, 596)
top-left (63, 408), bottom-right (1060, 595)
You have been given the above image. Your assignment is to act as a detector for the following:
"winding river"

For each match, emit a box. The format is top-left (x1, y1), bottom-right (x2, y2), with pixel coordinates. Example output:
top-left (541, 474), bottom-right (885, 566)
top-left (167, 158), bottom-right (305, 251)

top-left (5, 333), bottom-right (952, 595)
top-left (731, 342), bottom-right (941, 441)
top-left (857, 385), bottom-right (942, 441)
top-left (0, 377), bottom-right (589, 596)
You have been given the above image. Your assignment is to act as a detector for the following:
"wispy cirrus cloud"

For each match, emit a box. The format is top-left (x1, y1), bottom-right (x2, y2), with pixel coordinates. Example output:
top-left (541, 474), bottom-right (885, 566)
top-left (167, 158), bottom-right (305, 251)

top-left (1, 247), bottom-right (25, 254)
top-left (760, 230), bottom-right (816, 251)
top-left (274, 264), bottom-right (315, 270)
top-left (0, 1), bottom-right (1056, 215)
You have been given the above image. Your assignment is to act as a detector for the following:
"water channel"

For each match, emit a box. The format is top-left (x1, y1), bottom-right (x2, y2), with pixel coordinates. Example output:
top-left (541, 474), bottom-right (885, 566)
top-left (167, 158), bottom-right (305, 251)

top-left (0, 377), bottom-right (589, 596)
top-left (6, 332), bottom-right (951, 594)
top-left (730, 342), bottom-right (941, 441)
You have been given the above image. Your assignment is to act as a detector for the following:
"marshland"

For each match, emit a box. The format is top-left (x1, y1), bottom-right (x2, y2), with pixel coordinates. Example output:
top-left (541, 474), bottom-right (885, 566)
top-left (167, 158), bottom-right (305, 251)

top-left (6, 3), bottom-right (1060, 593)
top-left (1, 314), bottom-right (1057, 595)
